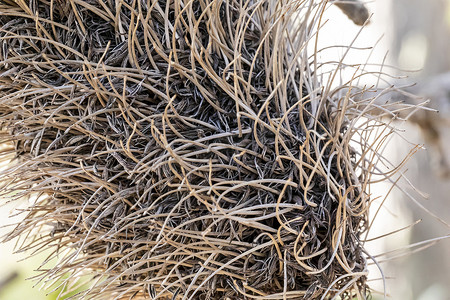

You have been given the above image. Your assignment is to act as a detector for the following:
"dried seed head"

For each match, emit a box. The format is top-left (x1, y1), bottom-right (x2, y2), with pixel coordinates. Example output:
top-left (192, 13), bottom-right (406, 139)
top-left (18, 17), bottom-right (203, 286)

top-left (0, 0), bottom-right (419, 299)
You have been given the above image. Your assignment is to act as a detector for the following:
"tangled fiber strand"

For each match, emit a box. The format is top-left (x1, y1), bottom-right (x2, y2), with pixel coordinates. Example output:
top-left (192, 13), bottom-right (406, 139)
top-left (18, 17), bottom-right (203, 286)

top-left (0, 0), bottom-right (416, 299)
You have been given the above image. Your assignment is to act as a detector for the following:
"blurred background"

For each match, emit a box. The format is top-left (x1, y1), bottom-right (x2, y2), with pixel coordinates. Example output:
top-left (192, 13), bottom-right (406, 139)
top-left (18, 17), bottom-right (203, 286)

top-left (319, 1), bottom-right (450, 299)
top-left (1, 0), bottom-right (449, 299)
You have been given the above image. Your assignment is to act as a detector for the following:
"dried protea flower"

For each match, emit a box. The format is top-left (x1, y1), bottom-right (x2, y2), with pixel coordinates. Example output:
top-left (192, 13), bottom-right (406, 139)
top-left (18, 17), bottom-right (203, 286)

top-left (0, 0), bottom-right (421, 299)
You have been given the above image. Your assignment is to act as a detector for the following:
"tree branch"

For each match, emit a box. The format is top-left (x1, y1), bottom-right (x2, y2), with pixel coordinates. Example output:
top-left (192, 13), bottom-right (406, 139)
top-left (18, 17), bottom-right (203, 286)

top-left (334, 0), bottom-right (370, 26)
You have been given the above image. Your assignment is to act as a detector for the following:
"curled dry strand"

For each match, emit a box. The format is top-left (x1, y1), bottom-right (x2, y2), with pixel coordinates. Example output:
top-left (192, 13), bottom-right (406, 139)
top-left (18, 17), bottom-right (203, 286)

top-left (0, 0), bottom-right (413, 299)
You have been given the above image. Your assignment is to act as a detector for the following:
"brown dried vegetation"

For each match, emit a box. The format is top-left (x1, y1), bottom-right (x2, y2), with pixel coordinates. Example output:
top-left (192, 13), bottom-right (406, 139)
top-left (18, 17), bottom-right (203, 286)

top-left (0, 0), bottom-right (417, 299)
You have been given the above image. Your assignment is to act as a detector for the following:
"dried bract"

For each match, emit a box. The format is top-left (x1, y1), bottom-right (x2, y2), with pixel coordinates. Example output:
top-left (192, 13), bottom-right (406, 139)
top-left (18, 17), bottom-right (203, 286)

top-left (0, 0), bottom-right (414, 299)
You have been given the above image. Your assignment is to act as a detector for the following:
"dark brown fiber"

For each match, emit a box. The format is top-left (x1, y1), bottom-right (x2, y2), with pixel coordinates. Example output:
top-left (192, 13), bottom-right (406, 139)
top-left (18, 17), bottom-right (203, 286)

top-left (0, 0), bottom-right (417, 299)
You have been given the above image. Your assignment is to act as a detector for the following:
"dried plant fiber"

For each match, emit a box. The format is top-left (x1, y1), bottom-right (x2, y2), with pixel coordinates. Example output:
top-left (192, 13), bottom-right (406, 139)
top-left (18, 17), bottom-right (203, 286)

top-left (0, 0), bottom-right (415, 299)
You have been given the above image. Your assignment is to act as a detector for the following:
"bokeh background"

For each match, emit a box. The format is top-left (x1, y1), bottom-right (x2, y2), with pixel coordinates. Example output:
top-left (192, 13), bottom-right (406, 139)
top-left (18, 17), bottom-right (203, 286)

top-left (1, 1), bottom-right (449, 299)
